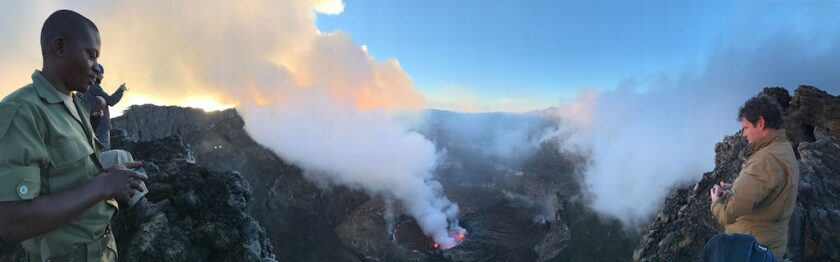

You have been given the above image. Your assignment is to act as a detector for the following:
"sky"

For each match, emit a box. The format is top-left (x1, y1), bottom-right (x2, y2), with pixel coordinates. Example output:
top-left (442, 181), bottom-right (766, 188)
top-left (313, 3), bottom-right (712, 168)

top-left (1, 0), bottom-right (838, 113)
top-left (316, 0), bottom-right (839, 112)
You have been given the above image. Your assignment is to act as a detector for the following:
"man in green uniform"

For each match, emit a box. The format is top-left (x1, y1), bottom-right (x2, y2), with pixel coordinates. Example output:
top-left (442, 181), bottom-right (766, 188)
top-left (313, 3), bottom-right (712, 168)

top-left (0, 10), bottom-right (147, 261)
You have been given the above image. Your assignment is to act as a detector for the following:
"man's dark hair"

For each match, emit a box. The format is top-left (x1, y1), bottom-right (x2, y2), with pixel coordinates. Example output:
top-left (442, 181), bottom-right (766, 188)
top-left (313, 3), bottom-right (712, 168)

top-left (738, 95), bottom-right (784, 129)
top-left (40, 10), bottom-right (99, 57)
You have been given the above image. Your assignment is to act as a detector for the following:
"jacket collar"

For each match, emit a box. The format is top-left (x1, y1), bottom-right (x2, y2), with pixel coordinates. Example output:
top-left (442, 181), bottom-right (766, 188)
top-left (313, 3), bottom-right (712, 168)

top-left (749, 128), bottom-right (787, 153)
top-left (32, 70), bottom-right (64, 104)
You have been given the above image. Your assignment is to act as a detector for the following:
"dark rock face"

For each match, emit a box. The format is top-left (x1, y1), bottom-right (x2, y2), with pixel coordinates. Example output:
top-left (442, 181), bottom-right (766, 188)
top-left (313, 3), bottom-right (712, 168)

top-left (785, 86), bottom-right (840, 150)
top-left (111, 136), bottom-right (276, 262)
top-left (797, 135), bottom-right (840, 260)
top-left (635, 86), bottom-right (840, 261)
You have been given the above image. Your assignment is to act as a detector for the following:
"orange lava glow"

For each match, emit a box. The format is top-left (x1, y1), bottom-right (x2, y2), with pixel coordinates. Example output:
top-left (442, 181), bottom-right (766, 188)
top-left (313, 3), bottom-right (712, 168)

top-left (431, 230), bottom-right (468, 250)
top-left (455, 232), bottom-right (466, 242)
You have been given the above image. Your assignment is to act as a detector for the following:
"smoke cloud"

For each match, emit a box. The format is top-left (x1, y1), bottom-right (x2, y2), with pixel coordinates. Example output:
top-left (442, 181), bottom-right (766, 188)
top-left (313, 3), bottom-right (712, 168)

top-left (240, 96), bottom-right (462, 247)
top-left (418, 110), bottom-right (557, 163)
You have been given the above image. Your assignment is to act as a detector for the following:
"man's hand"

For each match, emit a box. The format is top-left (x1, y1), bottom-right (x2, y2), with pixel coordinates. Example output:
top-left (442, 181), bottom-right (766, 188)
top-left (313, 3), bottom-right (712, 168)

top-left (92, 96), bottom-right (106, 117)
top-left (710, 181), bottom-right (732, 204)
top-left (123, 161), bottom-right (143, 169)
top-left (95, 161), bottom-right (147, 202)
top-left (118, 83), bottom-right (128, 92)
top-left (96, 96), bottom-right (106, 110)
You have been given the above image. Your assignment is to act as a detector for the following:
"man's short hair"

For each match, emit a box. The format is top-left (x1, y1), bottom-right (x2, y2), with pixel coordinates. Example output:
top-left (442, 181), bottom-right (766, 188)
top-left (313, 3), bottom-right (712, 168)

top-left (40, 10), bottom-right (99, 57)
top-left (738, 95), bottom-right (784, 129)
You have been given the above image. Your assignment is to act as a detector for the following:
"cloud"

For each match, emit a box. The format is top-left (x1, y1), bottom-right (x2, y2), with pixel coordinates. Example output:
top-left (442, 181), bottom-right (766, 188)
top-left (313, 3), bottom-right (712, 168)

top-left (240, 97), bottom-right (461, 247)
top-left (426, 85), bottom-right (558, 113)
top-left (310, 0), bottom-right (345, 15)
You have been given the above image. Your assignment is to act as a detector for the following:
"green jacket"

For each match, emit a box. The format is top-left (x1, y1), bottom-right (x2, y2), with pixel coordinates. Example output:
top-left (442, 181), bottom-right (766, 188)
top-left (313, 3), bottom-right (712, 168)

top-left (0, 71), bottom-right (117, 261)
top-left (711, 129), bottom-right (800, 258)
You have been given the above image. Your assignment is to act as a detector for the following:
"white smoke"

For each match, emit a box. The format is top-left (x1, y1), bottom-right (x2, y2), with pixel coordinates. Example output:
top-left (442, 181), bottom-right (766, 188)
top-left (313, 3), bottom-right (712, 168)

top-left (239, 94), bottom-right (462, 247)
top-left (417, 110), bottom-right (557, 163)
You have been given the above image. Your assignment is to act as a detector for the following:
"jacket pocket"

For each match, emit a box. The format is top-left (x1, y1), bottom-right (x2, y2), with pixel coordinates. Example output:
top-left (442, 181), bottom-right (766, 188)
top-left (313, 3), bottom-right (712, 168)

top-left (47, 137), bottom-right (94, 167)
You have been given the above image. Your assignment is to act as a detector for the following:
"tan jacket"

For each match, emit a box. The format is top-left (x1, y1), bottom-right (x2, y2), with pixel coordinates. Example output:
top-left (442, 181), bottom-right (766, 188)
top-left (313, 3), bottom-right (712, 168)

top-left (711, 129), bottom-right (799, 258)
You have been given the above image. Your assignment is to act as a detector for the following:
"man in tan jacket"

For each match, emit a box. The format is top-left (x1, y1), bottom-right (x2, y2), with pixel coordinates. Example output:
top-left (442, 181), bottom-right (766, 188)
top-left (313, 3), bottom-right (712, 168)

top-left (710, 95), bottom-right (800, 258)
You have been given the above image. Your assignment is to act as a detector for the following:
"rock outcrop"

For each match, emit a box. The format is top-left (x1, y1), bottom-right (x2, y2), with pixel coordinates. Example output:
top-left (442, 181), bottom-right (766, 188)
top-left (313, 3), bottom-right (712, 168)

top-left (111, 135), bottom-right (276, 261)
top-left (635, 86), bottom-right (840, 261)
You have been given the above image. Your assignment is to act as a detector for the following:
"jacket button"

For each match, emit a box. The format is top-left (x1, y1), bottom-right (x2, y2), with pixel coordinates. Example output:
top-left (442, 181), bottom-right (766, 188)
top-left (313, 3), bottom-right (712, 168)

top-left (18, 185), bottom-right (28, 195)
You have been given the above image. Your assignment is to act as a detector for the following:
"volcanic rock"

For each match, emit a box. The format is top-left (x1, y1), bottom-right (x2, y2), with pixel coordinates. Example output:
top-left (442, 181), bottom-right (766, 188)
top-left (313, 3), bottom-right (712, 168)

top-left (111, 136), bottom-right (276, 261)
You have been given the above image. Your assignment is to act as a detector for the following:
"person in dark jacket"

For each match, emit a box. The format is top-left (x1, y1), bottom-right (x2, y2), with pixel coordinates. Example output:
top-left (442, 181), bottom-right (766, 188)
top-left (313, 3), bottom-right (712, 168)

top-left (83, 63), bottom-right (126, 150)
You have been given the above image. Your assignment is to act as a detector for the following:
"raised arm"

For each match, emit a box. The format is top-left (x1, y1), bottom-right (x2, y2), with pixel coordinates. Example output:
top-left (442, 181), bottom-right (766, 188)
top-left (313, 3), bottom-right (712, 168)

top-left (106, 83), bottom-right (126, 106)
